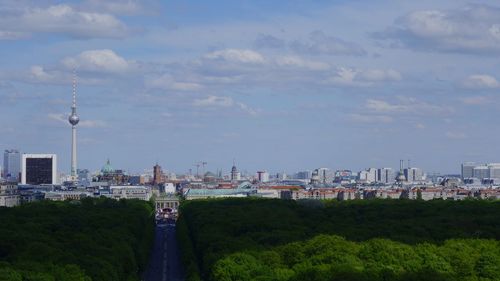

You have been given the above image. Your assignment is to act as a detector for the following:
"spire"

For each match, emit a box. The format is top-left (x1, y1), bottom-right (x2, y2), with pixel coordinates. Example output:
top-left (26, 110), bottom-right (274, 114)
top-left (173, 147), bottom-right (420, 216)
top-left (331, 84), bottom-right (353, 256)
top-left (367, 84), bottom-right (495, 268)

top-left (72, 69), bottom-right (77, 109)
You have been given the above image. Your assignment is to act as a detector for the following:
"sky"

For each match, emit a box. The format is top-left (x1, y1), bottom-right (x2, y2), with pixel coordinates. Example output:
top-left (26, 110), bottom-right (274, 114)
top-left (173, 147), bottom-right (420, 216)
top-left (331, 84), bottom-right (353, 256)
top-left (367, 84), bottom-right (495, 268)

top-left (1, 0), bottom-right (500, 175)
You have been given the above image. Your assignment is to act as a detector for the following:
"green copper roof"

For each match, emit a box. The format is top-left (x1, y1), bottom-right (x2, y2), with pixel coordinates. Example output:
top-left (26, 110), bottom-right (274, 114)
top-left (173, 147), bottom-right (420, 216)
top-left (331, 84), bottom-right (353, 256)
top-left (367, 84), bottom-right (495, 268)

top-left (101, 159), bottom-right (114, 174)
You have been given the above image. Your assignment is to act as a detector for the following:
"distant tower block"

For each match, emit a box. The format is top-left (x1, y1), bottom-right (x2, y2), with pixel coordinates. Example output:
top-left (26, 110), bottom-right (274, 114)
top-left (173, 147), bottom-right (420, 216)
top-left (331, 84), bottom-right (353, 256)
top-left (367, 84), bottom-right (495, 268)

top-left (68, 71), bottom-right (80, 181)
top-left (231, 160), bottom-right (241, 181)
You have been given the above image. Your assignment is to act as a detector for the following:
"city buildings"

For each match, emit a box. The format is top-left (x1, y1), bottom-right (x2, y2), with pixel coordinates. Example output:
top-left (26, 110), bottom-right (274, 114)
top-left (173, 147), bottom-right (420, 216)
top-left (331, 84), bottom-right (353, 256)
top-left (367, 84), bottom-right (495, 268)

top-left (230, 163), bottom-right (241, 181)
top-left (311, 168), bottom-right (334, 185)
top-left (462, 162), bottom-right (500, 183)
top-left (96, 159), bottom-right (129, 185)
top-left (296, 171), bottom-right (312, 180)
top-left (256, 171), bottom-right (270, 183)
top-left (404, 167), bottom-right (425, 182)
top-left (358, 168), bottom-right (377, 183)
top-left (21, 154), bottom-right (57, 185)
top-left (3, 149), bottom-right (20, 182)
top-left (377, 168), bottom-right (394, 184)
top-left (153, 164), bottom-right (165, 185)
top-left (0, 181), bottom-right (20, 207)
top-left (109, 186), bottom-right (151, 201)
top-left (334, 170), bottom-right (353, 183)
top-left (461, 162), bottom-right (476, 179)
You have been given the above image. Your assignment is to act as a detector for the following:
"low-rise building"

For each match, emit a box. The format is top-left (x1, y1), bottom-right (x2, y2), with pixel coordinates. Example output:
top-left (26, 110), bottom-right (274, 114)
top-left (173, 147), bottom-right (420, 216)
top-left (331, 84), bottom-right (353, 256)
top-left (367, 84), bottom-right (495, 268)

top-left (0, 182), bottom-right (20, 207)
top-left (44, 191), bottom-right (91, 201)
top-left (109, 186), bottom-right (151, 201)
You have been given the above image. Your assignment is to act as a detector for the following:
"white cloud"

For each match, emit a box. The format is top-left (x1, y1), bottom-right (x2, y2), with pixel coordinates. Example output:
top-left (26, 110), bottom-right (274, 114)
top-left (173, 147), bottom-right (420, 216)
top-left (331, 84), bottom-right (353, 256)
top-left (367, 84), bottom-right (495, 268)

top-left (0, 4), bottom-right (129, 39)
top-left (365, 97), bottom-right (453, 115)
top-left (193, 96), bottom-right (234, 107)
top-left (415, 123), bottom-right (426, 129)
top-left (193, 95), bottom-right (258, 116)
top-left (62, 49), bottom-right (130, 73)
top-left (329, 68), bottom-right (401, 86)
top-left (462, 74), bottom-right (499, 89)
top-left (349, 114), bottom-right (393, 123)
top-left (365, 99), bottom-right (407, 113)
top-left (460, 96), bottom-right (489, 105)
top-left (275, 56), bottom-right (330, 71)
top-left (204, 49), bottom-right (266, 64)
top-left (236, 102), bottom-right (258, 116)
top-left (30, 65), bottom-right (58, 83)
top-left (81, 0), bottom-right (145, 15)
top-left (146, 74), bottom-right (202, 91)
top-left (376, 4), bottom-right (500, 54)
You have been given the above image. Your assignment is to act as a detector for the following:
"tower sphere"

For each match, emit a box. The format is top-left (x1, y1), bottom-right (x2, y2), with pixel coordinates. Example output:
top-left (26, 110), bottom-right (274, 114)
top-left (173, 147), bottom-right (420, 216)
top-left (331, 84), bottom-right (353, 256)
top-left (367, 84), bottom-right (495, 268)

top-left (69, 114), bottom-right (79, 126)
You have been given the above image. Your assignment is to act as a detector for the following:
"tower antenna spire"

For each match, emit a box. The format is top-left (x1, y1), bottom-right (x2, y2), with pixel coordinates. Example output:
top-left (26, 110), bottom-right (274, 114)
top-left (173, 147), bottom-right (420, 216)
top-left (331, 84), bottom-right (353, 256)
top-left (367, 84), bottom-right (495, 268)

top-left (72, 69), bottom-right (77, 109)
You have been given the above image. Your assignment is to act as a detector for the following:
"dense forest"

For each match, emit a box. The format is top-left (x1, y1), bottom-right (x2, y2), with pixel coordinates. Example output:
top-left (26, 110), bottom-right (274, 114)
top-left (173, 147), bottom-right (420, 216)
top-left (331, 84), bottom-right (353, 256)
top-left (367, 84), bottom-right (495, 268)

top-left (178, 198), bottom-right (500, 281)
top-left (0, 198), bottom-right (155, 281)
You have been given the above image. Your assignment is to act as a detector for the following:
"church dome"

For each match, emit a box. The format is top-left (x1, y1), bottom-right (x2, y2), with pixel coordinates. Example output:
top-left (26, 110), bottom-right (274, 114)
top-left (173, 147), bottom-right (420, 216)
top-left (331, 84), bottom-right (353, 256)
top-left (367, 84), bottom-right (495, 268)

top-left (101, 159), bottom-right (114, 174)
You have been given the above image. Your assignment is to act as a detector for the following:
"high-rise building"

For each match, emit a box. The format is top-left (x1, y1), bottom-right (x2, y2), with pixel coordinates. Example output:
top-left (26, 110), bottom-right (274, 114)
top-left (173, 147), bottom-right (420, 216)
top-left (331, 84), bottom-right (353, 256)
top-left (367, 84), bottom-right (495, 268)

top-left (296, 171), bottom-right (312, 180)
top-left (473, 165), bottom-right (489, 180)
top-left (315, 168), bottom-right (335, 184)
top-left (358, 168), bottom-right (377, 183)
top-left (276, 172), bottom-right (287, 181)
top-left (21, 154), bottom-right (57, 185)
top-left (3, 149), bottom-right (20, 181)
top-left (404, 167), bottom-right (425, 182)
top-left (256, 171), bottom-right (270, 182)
top-left (153, 164), bottom-right (164, 185)
top-left (461, 162), bottom-right (476, 179)
top-left (488, 163), bottom-right (500, 179)
top-left (68, 72), bottom-right (80, 182)
top-left (377, 168), bottom-right (394, 184)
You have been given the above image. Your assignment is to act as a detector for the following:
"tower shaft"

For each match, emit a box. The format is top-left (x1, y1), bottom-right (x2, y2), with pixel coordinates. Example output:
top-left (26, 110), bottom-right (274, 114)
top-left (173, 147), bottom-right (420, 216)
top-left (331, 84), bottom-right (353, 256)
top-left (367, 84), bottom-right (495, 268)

top-left (71, 125), bottom-right (77, 178)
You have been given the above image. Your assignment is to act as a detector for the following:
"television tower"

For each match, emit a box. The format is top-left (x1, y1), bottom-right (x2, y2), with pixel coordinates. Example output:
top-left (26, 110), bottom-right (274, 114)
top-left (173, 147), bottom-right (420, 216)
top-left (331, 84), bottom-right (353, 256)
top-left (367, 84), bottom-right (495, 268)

top-left (68, 71), bottom-right (80, 181)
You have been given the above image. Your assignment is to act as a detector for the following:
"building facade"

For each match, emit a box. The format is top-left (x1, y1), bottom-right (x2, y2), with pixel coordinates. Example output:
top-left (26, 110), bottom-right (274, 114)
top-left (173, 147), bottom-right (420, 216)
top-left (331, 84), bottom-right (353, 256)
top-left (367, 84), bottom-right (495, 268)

top-left (21, 154), bottom-right (57, 185)
top-left (256, 171), bottom-right (270, 182)
top-left (3, 149), bottom-right (20, 181)
top-left (377, 168), bottom-right (394, 184)
top-left (0, 182), bottom-right (20, 207)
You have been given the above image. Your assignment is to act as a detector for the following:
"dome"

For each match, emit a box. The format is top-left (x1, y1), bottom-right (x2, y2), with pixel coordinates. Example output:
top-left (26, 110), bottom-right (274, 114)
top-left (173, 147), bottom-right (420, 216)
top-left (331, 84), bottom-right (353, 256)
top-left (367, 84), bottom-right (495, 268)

top-left (396, 172), bottom-right (406, 182)
top-left (204, 171), bottom-right (216, 177)
top-left (68, 114), bottom-right (79, 126)
top-left (101, 159), bottom-right (114, 174)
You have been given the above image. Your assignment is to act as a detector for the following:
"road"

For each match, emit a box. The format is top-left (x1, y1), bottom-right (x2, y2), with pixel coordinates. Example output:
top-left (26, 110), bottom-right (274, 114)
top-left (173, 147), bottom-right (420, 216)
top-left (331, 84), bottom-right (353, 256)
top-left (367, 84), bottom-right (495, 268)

top-left (143, 221), bottom-right (184, 281)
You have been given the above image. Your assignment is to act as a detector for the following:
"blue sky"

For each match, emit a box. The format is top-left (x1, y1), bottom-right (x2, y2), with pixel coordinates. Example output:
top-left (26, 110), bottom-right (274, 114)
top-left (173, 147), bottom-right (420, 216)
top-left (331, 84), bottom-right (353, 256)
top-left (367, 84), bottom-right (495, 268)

top-left (1, 0), bottom-right (500, 175)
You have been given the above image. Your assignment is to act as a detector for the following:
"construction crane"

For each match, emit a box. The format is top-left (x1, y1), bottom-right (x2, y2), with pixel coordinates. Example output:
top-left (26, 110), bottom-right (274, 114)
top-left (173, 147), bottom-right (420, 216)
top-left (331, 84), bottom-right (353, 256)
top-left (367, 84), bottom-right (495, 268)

top-left (193, 163), bottom-right (201, 177)
top-left (193, 161), bottom-right (208, 177)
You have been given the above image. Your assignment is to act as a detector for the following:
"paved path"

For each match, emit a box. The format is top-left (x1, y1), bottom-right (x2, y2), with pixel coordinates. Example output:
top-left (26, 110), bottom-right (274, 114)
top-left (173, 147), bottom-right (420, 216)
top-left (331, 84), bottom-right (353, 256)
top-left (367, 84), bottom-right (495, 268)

top-left (143, 222), bottom-right (184, 281)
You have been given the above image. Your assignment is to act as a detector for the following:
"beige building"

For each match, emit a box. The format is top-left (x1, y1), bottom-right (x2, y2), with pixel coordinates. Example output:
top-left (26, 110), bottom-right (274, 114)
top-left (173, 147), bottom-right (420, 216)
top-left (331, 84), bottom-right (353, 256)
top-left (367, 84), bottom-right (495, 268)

top-left (0, 182), bottom-right (20, 207)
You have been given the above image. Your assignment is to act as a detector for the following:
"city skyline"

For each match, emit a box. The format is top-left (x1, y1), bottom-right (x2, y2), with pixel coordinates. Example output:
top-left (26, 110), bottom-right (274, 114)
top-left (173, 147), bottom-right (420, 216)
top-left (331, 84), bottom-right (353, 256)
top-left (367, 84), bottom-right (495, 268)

top-left (1, 0), bottom-right (500, 174)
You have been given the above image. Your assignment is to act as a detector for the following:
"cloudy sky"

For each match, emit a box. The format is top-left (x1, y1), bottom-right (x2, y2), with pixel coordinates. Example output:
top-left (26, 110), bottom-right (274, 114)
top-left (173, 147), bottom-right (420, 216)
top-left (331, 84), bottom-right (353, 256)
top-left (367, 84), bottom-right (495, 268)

top-left (1, 0), bottom-right (499, 175)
